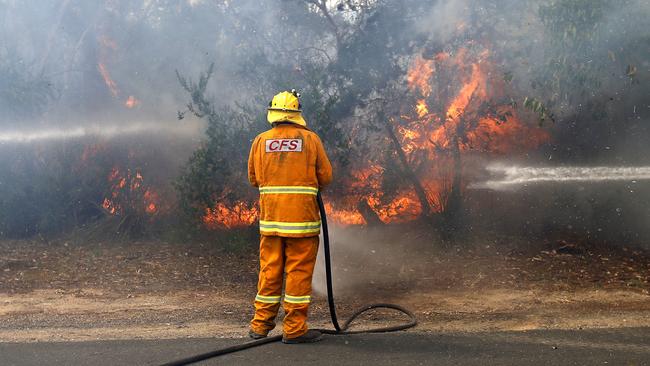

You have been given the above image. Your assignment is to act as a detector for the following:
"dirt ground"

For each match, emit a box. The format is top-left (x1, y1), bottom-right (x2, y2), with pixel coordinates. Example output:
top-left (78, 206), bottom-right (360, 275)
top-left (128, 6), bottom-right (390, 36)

top-left (0, 227), bottom-right (648, 342)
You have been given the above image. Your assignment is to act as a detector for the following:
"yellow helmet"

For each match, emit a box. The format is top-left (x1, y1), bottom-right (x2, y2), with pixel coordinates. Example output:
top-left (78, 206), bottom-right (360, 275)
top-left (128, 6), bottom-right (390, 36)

top-left (267, 89), bottom-right (307, 126)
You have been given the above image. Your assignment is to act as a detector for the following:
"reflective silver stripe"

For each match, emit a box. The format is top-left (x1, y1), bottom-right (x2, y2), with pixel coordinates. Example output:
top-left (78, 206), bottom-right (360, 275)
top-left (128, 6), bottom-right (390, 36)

top-left (259, 221), bottom-right (321, 230)
top-left (284, 294), bottom-right (311, 304)
top-left (259, 186), bottom-right (318, 195)
top-left (255, 294), bottom-right (281, 304)
top-left (259, 220), bottom-right (321, 234)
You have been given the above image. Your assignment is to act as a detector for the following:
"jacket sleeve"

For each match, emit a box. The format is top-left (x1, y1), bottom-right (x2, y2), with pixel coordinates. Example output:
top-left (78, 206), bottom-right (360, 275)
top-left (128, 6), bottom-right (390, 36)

top-left (314, 135), bottom-right (333, 188)
top-left (248, 136), bottom-right (259, 187)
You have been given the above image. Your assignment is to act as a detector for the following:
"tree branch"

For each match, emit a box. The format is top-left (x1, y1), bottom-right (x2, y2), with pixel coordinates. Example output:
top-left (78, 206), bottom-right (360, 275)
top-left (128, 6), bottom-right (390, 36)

top-left (304, 0), bottom-right (343, 52)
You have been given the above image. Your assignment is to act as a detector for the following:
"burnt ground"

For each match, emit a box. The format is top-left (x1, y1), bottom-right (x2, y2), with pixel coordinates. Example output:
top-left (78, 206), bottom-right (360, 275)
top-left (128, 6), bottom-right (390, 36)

top-left (0, 227), bottom-right (648, 342)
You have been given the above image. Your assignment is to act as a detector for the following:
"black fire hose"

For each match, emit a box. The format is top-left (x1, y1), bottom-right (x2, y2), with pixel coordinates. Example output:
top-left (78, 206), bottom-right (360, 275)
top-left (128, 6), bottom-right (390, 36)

top-left (161, 193), bottom-right (417, 366)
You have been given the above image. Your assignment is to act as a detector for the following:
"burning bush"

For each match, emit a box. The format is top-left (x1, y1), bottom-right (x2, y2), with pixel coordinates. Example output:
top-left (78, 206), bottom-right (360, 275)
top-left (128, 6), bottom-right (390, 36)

top-left (0, 142), bottom-right (105, 237)
top-left (3, 0), bottom-right (646, 246)
top-left (174, 65), bottom-right (264, 232)
top-left (0, 138), bottom-right (175, 239)
top-left (98, 165), bottom-right (164, 238)
top-left (174, 63), bottom-right (350, 234)
top-left (173, 7), bottom-right (552, 235)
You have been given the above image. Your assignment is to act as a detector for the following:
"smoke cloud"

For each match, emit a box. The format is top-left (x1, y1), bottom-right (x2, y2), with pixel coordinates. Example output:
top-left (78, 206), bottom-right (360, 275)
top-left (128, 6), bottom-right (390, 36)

top-left (1, 0), bottom-right (649, 245)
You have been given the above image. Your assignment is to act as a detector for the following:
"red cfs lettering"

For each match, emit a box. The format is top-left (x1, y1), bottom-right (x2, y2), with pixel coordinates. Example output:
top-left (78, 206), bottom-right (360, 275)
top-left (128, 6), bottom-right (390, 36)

top-left (268, 140), bottom-right (280, 151)
top-left (265, 139), bottom-right (303, 153)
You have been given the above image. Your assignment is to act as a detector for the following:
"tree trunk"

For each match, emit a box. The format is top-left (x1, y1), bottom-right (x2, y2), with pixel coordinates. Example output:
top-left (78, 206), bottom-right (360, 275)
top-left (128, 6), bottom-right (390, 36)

top-left (357, 199), bottom-right (384, 226)
top-left (383, 114), bottom-right (433, 217)
top-left (443, 118), bottom-right (464, 235)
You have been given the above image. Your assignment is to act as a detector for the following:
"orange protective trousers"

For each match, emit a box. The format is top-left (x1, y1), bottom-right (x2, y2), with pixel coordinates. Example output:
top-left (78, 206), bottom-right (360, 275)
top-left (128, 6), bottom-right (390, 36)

top-left (250, 235), bottom-right (319, 338)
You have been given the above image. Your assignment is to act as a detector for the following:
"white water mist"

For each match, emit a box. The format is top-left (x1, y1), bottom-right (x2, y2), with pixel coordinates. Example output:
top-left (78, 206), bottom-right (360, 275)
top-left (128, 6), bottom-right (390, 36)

top-left (0, 122), bottom-right (201, 143)
top-left (473, 164), bottom-right (650, 190)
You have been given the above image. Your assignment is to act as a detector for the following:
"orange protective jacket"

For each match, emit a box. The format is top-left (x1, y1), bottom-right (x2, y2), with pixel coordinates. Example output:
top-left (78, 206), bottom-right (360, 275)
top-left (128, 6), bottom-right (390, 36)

top-left (248, 123), bottom-right (333, 237)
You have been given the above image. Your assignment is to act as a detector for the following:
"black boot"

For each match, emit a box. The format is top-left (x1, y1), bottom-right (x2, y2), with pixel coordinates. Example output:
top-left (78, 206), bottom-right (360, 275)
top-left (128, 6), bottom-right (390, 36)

top-left (249, 330), bottom-right (267, 339)
top-left (282, 329), bottom-right (323, 344)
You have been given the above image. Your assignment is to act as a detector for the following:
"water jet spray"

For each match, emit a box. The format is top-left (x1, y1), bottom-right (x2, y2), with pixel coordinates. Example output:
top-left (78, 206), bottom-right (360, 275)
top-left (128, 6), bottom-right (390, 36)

top-left (0, 122), bottom-right (200, 143)
top-left (472, 164), bottom-right (650, 190)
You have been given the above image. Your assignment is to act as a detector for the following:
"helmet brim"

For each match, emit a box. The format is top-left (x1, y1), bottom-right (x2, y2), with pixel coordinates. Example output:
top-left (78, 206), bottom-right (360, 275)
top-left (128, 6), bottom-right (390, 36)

top-left (267, 110), bottom-right (307, 126)
top-left (267, 107), bottom-right (302, 113)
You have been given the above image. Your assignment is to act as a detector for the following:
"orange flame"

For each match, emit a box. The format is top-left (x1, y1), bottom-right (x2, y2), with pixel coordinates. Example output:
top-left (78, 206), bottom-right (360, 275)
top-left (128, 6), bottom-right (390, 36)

top-left (205, 45), bottom-right (549, 228)
top-left (125, 95), bottom-right (140, 108)
top-left (98, 35), bottom-right (137, 109)
top-left (446, 63), bottom-right (483, 121)
top-left (102, 167), bottom-right (160, 216)
top-left (397, 125), bottom-right (421, 154)
top-left (102, 197), bottom-right (118, 215)
top-left (324, 203), bottom-right (366, 225)
top-left (407, 56), bottom-right (434, 97)
top-left (144, 189), bottom-right (159, 215)
top-left (415, 99), bottom-right (429, 118)
top-left (367, 192), bottom-right (422, 223)
top-left (203, 202), bottom-right (258, 229)
top-left (98, 63), bottom-right (119, 97)
top-left (324, 46), bottom-right (548, 226)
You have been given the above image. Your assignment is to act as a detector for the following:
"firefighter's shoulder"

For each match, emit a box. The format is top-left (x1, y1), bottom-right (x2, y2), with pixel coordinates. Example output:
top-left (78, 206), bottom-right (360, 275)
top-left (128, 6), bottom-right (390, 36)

top-left (302, 129), bottom-right (325, 146)
top-left (253, 129), bottom-right (275, 143)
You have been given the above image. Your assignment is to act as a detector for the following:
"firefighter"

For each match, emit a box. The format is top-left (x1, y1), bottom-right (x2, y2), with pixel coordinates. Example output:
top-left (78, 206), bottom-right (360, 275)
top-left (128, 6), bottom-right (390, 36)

top-left (248, 90), bottom-right (333, 344)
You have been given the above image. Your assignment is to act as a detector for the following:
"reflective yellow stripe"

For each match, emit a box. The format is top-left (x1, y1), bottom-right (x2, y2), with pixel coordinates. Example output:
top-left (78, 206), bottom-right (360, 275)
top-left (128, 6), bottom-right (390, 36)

top-left (260, 227), bottom-right (321, 234)
top-left (259, 186), bottom-right (318, 195)
top-left (255, 294), bottom-right (281, 304)
top-left (259, 220), bottom-right (321, 227)
top-left (259, 227), bottom-right (321, 234)
top-left (259, 220), bottom-right (321, 234)
top-left (284, 294), bottom-right (311, 304)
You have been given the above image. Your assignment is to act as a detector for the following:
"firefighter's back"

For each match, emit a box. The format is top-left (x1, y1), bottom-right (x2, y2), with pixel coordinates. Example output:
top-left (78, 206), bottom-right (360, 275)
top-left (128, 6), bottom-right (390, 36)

top-left (254, 123), bottom-right (321, 188)
top-left (248, 123), bottom-right (332, 237)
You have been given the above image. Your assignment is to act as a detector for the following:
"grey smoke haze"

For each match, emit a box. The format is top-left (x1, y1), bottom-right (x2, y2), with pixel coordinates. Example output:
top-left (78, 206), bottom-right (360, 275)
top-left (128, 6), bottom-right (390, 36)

top-left (414, 0), bottom-right (472, 42)
top-left (0, 0), bottom-right (649, 244)
top-left (1, 0), bottom-right (647, 128)
top-left (0, 0), bottom-right (335, 127)
top-left (414, 0), bottom-right (649, 122)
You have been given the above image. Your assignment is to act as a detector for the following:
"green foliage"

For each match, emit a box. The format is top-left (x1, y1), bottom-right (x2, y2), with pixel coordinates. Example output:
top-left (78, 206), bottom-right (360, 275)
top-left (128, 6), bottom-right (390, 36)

top-left (523, 96), bottom-right (555, 125)
top-left (299, 68), bottom-right (351, 169)
top-left (175, 65), bottom-right (265, 229)
top-left (539, 0), bottom-right (607, 48)
top-left (534, 0), bottom-right (612, 116)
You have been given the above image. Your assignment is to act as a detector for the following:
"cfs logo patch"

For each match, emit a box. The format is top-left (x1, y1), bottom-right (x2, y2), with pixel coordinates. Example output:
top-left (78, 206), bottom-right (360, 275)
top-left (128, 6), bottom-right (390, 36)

top-left (265, 139), bottom-right (303, 152)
